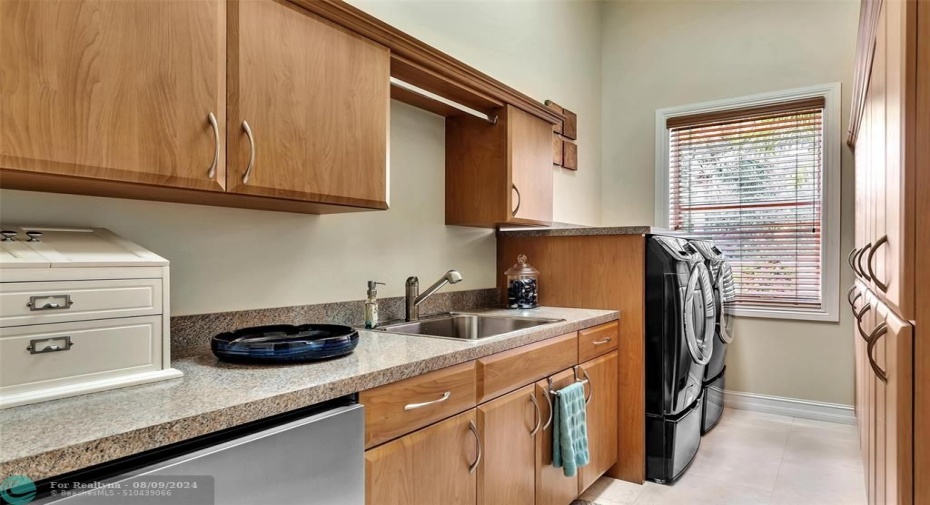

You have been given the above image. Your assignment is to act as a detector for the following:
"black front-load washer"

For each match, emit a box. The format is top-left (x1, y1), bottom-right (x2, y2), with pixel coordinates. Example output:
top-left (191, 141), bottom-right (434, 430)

top-left (645, 235), bottom-right (716, 484)
top-left (690, 239), bottom-right (736, 434)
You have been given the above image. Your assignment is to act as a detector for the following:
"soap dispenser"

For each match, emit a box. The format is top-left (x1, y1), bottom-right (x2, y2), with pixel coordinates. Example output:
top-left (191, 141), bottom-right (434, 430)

top-left (365, 281), bottom-right (386, 329)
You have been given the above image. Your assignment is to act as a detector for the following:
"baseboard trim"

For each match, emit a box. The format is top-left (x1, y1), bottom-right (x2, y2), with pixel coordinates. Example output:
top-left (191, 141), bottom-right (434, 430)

top-left (723, 390), bottom-right (855, 425)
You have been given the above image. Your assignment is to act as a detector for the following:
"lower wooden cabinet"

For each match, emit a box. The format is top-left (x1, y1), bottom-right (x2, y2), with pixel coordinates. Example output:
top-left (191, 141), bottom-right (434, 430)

top-left (535, 369), bottom-right (582, 505)
top-left (365, 409), bottom-right (478, 505)
top-left (579, 350), bottom-right (619, 492)
top-left (477, 384), bottom-right (538, 505)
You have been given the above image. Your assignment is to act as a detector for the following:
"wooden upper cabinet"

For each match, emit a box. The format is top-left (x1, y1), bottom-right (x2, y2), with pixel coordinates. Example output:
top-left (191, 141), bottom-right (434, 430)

top-left (477, 385), bottom-right (537, 505)
top-left (227, 0), bottom-right (390, 209)
top-left (446, 105), bottom-right (554, 227)
top-left (0, 0), bottom-right (226, 191)
top-left (579, 350), bottom-right (619, 493)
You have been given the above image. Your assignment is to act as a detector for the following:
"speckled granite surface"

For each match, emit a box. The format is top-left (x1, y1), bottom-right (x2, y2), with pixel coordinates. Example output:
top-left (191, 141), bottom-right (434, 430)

top-left (0, 306), bottom-right (618, 482)
top-left (171, 288), bottom-right (501, 358)
top-left (497, 225), bottom-right (659, 238)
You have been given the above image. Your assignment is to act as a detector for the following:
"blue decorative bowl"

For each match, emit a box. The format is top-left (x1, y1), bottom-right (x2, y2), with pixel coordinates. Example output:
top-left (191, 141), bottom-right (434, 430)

top-left (211, 324), bottom-right (359, 364)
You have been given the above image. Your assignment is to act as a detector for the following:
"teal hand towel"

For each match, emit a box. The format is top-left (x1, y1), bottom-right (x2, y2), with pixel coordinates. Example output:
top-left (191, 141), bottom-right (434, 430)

top-left (552, 381), bottom-right (590, 477)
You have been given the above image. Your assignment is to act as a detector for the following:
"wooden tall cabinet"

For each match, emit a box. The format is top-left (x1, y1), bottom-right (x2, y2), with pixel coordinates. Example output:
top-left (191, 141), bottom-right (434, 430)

top-left (0, 0), bottom-right (227, 192)
top-left (228, 0), bottom-right (389, 209)
top-left (848, 1), bottom-right (929, 504)
top-left (446, 105), bottom-right (554, 227)
top-left (535, 369), bottom-right (583, 505)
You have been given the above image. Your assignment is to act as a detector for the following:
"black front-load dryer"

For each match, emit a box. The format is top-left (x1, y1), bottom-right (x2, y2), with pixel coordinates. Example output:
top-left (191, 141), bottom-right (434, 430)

top-left (645, 235), bottom-right (716, 484)
top-left (691, 239), bottom-right (736, 434)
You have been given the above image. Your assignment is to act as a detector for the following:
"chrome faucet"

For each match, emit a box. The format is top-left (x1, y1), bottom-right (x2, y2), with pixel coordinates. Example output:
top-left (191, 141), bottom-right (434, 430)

top-left (405, 270), bottom-right (463, 322)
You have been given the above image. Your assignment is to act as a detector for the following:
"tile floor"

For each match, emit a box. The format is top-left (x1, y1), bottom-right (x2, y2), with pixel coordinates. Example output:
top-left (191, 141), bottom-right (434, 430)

top-left (579, 408), bottom-right (866, 505)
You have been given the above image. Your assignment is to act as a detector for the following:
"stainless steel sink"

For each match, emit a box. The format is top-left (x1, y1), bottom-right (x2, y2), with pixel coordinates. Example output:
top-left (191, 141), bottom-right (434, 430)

top-left (375, 313), bottom-right (563, 341)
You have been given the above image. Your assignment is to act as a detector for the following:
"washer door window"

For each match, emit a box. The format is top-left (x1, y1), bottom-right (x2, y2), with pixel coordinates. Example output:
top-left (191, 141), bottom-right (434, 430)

top-left (718, 262), bottom-right (736, 344)
top-left (683, 262), bottom-right (715, 365)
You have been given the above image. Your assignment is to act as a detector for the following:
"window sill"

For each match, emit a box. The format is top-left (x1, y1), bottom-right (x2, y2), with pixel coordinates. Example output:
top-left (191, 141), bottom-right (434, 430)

top-left (728, 306), bottom-right (839, 323)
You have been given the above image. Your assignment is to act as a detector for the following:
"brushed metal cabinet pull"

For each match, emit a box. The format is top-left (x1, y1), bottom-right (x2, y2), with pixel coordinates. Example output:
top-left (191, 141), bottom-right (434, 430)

top-left (542, 381), bottom-right (554, 430)
top-left (529, 393), bottom-right (541, 437)
top-left (856, 304), bottom-right (872, 342)
top-left (592, 337), bottom-right (612, 345)
top-left (847, 247), bottom-right (860, 274)
top-left (866, 322), bottom-right (888, 383)
top-left (581, 368), bottom-right (592, 405)
top-left (242, 120), bottom-right (255, 184)
top-left (867, 235), bottom-right (889, 292)
top-left (403, 391), bottom-right (451, 411)
top-left (207, 112), bottom-right (219, 180)
top-left (467, 420), bottom-right (482, 474)
top-left (857, 244), bottom-right (872, 281)
top-left (512, 184), bottom-right (522, 217)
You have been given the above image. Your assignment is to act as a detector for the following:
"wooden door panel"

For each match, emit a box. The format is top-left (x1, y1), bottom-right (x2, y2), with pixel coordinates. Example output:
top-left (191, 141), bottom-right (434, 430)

top-left (508, 105), bottom-right (553, 224)
top-left (365, 409), bottom-right (477, 505)
top-left (230, 0), bottom-right (389, 208)
top-left (536, 370), bottom-right (581, 505)
top-left (877, 303), bottom-right (914, 505)
top-left (478, 385), bottom-right (537, 505)
top-left (579, 351), bottom-right (619, 492)
top-left (0, 0), bottom-right (226, 191)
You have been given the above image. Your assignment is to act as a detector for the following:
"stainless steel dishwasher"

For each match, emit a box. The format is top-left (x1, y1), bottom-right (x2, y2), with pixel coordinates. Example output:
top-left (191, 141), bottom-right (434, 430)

top-left (36, 398), bottom-right (363, 505)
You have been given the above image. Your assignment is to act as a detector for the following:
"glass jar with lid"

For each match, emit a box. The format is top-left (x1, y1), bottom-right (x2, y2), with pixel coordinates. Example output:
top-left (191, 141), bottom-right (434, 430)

top-left (505, 254), bottom-right (539, 309)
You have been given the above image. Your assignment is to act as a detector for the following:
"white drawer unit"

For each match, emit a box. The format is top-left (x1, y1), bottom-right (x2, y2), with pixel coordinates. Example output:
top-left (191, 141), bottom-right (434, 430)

top-left (0, 279), bottom-right (163, 327)
top-left (0, 226), bottom-right (180, 408)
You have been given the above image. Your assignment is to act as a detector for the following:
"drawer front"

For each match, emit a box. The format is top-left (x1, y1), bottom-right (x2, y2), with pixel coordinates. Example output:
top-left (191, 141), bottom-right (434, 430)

top-left (477, 332), bottom-right (578, 403)
top-left (361, 361), bottom-right (476, 449)
top-left (0, 316), bottom-right (162, 392)
top-left (0, 279), bottom-right (163, 327)
top-left (578, 321), bottom-right (619, 362)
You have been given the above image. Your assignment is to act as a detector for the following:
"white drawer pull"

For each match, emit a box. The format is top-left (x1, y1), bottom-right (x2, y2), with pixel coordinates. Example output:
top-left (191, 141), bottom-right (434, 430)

top-left (26, 336), bottom-right (74, 354)
top-left (404, 391), bottom-right (451, 411)
top-left (592, 337), bottom-right (612, 345)
top-left (26, 295), bottom-right (74, 311)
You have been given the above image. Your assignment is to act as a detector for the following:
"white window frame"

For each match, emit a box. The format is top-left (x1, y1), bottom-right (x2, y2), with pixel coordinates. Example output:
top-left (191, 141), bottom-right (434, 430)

top-left (654, 83), bottom-right (842, 322)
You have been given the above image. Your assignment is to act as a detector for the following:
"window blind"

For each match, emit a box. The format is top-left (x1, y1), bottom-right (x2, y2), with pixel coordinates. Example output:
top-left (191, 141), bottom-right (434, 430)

top-left (668, 98), bottom-right (825, 310)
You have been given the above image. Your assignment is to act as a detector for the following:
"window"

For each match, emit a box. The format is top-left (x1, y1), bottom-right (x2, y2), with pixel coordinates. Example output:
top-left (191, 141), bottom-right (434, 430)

top-left (656, 84), bottom-right (841, 322)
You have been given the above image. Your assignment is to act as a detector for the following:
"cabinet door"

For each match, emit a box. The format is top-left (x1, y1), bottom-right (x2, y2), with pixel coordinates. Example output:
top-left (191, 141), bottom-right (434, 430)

top-left (478, 384), bottom-right (537, 505)
top-left (228, 0), bottom-right (389, 209)
top-left (0, 0), bottom-right (226, 191)
top-left (578, 351), bottom-right (619, 492)
top-left (535, 370), bottom-right (581, 505)
top-left (365, 409), bottom-right (477, 505)
top-left (873, 304), bottom-right (914, 505)
top-left (508, 106), bottom-right (554, 225)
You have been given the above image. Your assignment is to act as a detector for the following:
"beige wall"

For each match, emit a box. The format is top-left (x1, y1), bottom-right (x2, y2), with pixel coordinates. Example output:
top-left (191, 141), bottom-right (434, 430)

top-left (600, 0), bottom-right (860, 405)
top-left (0, 1), bottom-right (603, 316)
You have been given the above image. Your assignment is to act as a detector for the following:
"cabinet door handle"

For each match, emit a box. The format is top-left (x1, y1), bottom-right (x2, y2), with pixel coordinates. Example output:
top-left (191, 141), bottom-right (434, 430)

top-left (581, 367), bottom-right (592, 405)
top-left (467, 420), bottom-right (482, 474)
top-left (529, 393), bottom-right (541, 437)
top-left (242, 120), bottom-right (255, 184)
top-left (512, 184), bottom-right (522, 217)
top-left (867, 235), bottom-right (889, 292)
top-left (857, 244), bottom-right (872, 280)
top-left (847, 247), bottom-right (860, 274)
top-left (207, 112), bottom-right (219, 180)
top-left (846, 285), bottom-right (858, 306)
top-left (866, 322), bottom-right (888, 383)
top-left (855, 304), bottom-right (872, 341)
top-left (542, 383), bottom-right (554, 430)
top-left (849, 292), bottom-right (862, 315)
top-left (403, 391), bottom-right (450, 411)
top-left (592, 337), bottom-right (612, 345)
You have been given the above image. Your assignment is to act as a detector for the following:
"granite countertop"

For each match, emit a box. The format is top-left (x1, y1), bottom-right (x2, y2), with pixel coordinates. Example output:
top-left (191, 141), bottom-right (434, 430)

top-left (0, 307), bottom-right (618, 482)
